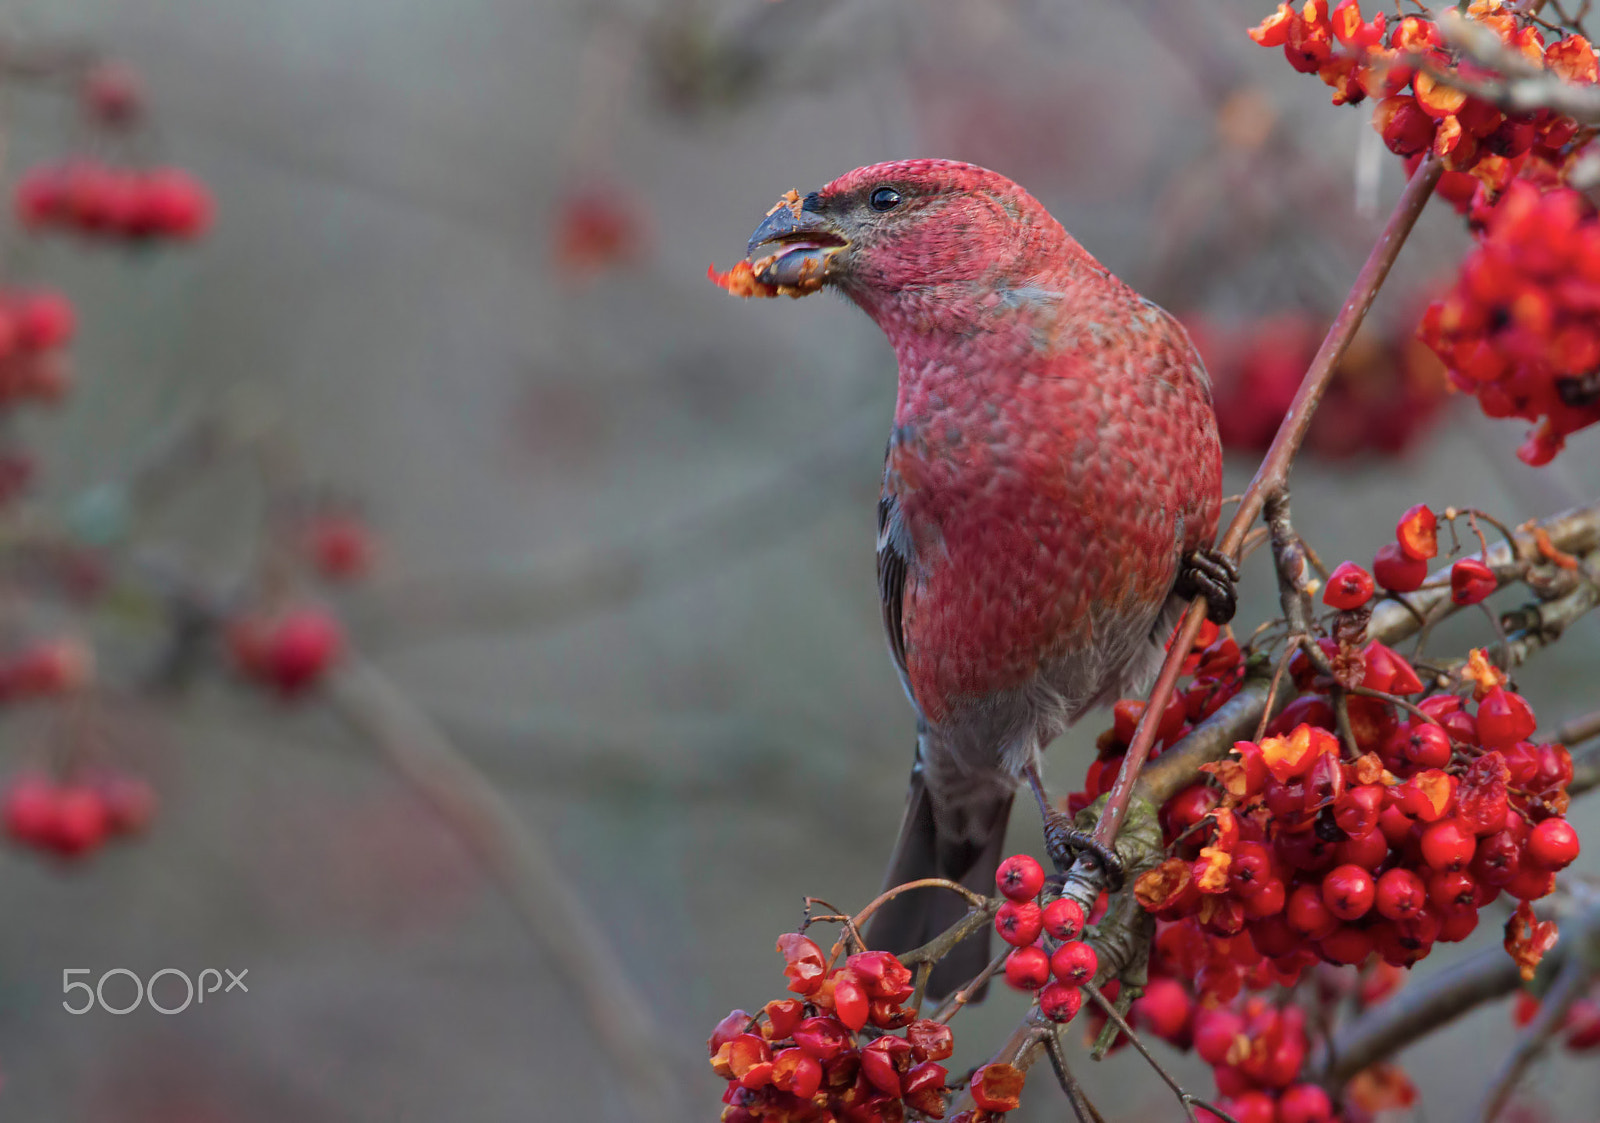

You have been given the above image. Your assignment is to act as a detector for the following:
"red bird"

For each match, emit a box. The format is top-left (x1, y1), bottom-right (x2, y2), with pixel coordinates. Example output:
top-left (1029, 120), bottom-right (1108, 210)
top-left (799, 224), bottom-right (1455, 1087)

top-left (735, 160), bottom-right (1233, 994)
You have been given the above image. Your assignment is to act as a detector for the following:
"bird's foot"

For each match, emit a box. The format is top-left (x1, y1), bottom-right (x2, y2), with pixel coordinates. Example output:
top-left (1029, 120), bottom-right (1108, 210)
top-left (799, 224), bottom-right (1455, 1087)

top-left (1041, 810), bottom-right (1126, 892)
top-left (1177, 547), bottom-right (1240, 626)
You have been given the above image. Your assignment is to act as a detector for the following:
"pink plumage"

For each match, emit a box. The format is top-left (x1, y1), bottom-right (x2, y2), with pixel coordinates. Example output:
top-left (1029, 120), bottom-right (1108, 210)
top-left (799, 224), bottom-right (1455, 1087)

top-left (737, 159), bottom-right (1223, 994)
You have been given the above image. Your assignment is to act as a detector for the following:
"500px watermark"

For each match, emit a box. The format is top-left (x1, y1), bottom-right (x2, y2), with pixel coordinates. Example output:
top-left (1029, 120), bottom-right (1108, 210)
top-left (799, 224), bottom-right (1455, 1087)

top-left (62, 968), bottom-right (248, 1014)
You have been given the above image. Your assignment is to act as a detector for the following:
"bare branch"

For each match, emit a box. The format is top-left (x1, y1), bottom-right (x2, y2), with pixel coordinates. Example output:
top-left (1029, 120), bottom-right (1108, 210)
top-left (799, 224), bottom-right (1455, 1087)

top-left (324, 656), bottom-right (686, 1123)
top-left (1325, 947), bottom-right (1528, 1086)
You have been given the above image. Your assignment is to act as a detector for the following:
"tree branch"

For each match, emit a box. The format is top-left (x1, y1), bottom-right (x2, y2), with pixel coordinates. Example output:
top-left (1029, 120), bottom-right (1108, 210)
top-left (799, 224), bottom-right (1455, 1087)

top-left (324, 655), bottom-right (686, 1123)
top-left (1325, 947), bottom-right (1528, 1086)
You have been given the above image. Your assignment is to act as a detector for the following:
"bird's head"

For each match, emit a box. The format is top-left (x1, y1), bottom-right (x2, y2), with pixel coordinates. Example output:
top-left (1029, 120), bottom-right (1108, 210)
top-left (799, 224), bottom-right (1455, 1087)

top-left (742, 159), bottom-right (1069, 313)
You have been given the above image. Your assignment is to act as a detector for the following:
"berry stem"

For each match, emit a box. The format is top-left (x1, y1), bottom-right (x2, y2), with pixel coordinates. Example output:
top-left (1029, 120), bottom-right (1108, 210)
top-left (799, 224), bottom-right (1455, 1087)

top-left (1092, 151), bottom-right (1445, 855)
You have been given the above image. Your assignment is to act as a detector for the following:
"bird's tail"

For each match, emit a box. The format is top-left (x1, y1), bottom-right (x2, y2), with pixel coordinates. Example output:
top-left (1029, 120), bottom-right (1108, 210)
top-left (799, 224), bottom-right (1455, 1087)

top-left (863, 740), bottom-right (1014, 1000)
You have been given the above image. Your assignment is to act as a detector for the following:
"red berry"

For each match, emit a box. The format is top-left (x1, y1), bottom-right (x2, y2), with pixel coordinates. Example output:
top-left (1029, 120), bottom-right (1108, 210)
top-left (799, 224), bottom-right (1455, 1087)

top-left (1565, 1000), bottom-right (1600, 1050)
top-left (1375, 867), bottom-right (1426, 920)
top-left (847, 950), bottom-right (913, 1001)
top-left (1421, 819), bottom-right (1476, 871)
top-left (1427, 869), bottom-right (1479, 915)
top-left (1130, 977), bottom-right (1192, 1044)
top-left (14, 290), bottom-right (75, 350)
top-left (1321, 864), bottom-right (1376, 921)
top-left (902, 1061), bottom-right (947, 1115)
top-left (708, 1008), bottom-right (751, 1057)
top-left (1287, 882), bottom-right (1338, 937)
top-left (1050, 940), bottom-right (1098, 985)
top-left (1397, 722), bottom-right (1453, 769)
top-left (232, 607), bottom-right (344, 696)
top-left (1439, 907), bottom-right (1480, 943)
top-left (860, 1036), bottom-right (912, 1096)
top-left (1221, 1090), bottom-right (1276, 1123)
top-left (1335, 828), bottom-right (1389, 871)
top-left (1471, 830), bottom-right (1523, 887)
top-left (994, 899), bottom-right (1044, 946)
top-left (3, 773), bottom-right (58, 843)
top-left (1319, 924), bottom-right (1375, 965)
top-left (1373, 542), bottom-right (1428, 592)
top-left (831, 971), bottom-right (869, 1031)
top-left (791, 1016), bottom-right (851, 1061)
top-left (1334, 785), bottom-right (1385, 837)
top-left (1041, 897), bottom-right (1085, 941)
top-left (1323, 561), bottom-right (1375, 609)
top-left (995, 854), bottom-right (1045, 901)
top-left (1004, 946), bottom-right (1051, 990)
top-left (1228, 841), bottom-right (1276, 897)
top-left (1193, 1007), bottom-right (1245, 1066)
top-left (1476, 687), bottom-right (1536, 749)
top-left (771, 1048), bottom-right (822, 1099)
top-left (1527, 817), bottom-right (1580, 870)
top-left (1505, 863), bottom-right (1557, 901)
top-left (1038, 981), bottom-right (1083, 1023)
top-left (1278, 1082), bottom-right (1335, 1123)
top-left (1241, 877), bottom-right (1286, 918)
top-left (1396, 504), bottom-right (1438, 561)
top-left (1450, 558), bottom-right (1497, 605)
top-left (49, 785), bottom-right (109, 857)
top-left (137, 167), bottom-right (214, 239)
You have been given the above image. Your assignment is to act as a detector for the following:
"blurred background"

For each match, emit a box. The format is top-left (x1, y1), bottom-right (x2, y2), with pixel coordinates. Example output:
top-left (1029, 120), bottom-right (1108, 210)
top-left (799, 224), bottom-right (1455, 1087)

top-left (0, 0), bottom-right (1596, 1120)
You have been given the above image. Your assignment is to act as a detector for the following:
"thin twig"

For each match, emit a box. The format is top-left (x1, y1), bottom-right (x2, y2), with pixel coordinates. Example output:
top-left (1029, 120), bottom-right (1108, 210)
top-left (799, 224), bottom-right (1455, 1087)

top-left (1555, 707), bottom-right (1600, 748)
top-left (932, 949), bottom-right (1009, 1024)
top-left (1081, 982), bottom-right (1241, 1123)
top-left (1044, 1031), bottom-right (1107, 1123)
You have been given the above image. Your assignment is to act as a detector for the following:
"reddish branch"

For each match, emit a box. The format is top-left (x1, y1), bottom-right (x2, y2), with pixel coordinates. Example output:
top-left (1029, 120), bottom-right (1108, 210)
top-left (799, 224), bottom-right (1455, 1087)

top-left (1091, 151), bottom-right (1445, 855)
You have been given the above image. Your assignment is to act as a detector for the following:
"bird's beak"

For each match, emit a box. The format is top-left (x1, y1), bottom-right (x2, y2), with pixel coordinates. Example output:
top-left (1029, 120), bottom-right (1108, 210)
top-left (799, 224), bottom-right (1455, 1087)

top-left (745, 191), bottom-right (849, 293)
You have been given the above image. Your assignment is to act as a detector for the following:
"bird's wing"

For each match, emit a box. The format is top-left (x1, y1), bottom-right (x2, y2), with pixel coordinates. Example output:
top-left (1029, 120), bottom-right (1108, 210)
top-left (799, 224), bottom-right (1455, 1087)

top-left (877, 489), bottom-right (911, 685)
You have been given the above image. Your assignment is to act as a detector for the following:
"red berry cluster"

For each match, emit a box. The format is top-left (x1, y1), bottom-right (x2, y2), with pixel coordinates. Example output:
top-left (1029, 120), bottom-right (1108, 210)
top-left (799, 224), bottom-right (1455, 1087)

top-left (1249, 3), bottom-right (1593, 203)
top-left (0, 288), bottom-right (76, 412)
top-left (1418, 180), bottom-right (1600, 464)
top-left (16, 161), bottom-right (213, 241)
top-left (711, 936), bottom-right (961, 1123)
top-left (1185, 311), bottom-right (1446, 460)
top-left (1062, 498), bottom-right (1581, 1117)
top-left (992, 854), bottom-right (1096, 1027)
top-left (2, 769), bottom-right (156, 860)
top-left (1364, 502), bottom-right (1504, 603)
top-left (227, 606), bottom-right (345, 697)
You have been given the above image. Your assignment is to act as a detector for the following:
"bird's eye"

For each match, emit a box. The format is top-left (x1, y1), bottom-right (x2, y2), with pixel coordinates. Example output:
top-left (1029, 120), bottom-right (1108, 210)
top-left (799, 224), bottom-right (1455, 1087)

top-left (869, 186), bottom-right (902, 212)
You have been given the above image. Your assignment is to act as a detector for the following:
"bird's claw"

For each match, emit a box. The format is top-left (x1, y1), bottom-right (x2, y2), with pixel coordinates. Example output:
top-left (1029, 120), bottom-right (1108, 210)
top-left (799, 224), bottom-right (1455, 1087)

top-left (1177, 547), bottom-right (1240, 626)
top-left (1042, 811), bottom-right (1126, 892)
